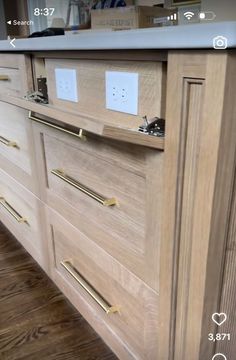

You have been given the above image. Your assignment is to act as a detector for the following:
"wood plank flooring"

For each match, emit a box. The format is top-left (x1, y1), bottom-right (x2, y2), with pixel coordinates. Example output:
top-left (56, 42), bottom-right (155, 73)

top-left (0, 222), bottom-right (117, 360)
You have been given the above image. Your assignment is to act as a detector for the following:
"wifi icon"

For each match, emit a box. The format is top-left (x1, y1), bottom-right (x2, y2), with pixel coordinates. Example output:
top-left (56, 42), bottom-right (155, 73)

top-left (184, 11), bottom-right (195, 20)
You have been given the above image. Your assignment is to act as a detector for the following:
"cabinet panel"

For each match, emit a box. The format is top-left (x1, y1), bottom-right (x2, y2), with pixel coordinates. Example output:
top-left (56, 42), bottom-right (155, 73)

top-left (47, 207), bottom-right (159, 360)
top-left (33, 121), bottom-right (163, 291)
top-left (162, 51), bottom-right (236, 360)
top-left (0, 54), bottom-right (33, 97)
top-left (0, 169), bottom-right (47, 270)
top-left (0, 102), bottom-right (38, 193)
top-left (216, 174), bottom-right (236, 358)
top-left (45, 58), bottom-right (165, 130)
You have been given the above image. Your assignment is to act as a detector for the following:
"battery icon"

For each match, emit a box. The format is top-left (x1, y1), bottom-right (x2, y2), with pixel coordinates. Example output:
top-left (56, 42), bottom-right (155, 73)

top-left (199, 11), bottom-right (216, 21)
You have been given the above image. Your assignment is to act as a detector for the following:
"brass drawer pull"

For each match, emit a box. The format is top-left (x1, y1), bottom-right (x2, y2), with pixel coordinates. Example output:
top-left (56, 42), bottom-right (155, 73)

top-left (61, 260), bottom-right (119, 314)
top-left (0, 197), bottom-right (27, 224)
top-left (51, 169), bottom-right (117, 207)
top-left (28, 111), bottom-right (86, 141)
top-left (0, 136), bottom-right (19, 148)
top-left (0, 75), bottom-right (9, 81)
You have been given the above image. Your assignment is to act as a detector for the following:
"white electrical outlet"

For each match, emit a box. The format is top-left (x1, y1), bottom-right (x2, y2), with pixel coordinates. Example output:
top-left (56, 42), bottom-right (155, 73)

top-left (105, 71), bottom-right (139, 115)
top-left (55, 68), bottom-right (78, 102)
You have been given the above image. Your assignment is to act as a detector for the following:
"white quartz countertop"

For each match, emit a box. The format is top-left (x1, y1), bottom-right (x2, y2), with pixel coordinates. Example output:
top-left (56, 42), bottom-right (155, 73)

top-left (0, 21), bottom-right (235, 51)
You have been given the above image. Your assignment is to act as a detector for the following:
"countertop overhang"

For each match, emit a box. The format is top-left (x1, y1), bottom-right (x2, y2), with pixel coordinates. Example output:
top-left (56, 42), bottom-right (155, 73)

top-left (0, 21), bottom-right (235, 51)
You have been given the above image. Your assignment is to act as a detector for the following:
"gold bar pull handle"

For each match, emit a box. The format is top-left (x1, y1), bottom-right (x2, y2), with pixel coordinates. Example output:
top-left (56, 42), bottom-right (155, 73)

top-left (61, 260), bottom-right (119, 314)
top-left (0, 136), bottom-right (19, 148)
top-left (51, 169), bottom-right (117, 207)
top-left (28, 111), bottom-right (86, 141)
top-left (0, 75), bottom-right (9, 81)
top-left (0, 197), bottom-right (28, 224)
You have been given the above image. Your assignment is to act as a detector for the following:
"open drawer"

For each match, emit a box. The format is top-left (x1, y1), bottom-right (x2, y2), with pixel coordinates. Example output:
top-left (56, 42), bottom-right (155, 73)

top-left (45, 58), bottom-right (165, 131)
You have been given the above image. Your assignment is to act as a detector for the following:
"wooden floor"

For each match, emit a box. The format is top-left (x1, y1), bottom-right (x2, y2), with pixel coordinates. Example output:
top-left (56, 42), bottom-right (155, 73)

top-left (0, 222), bottom-right (117, 360)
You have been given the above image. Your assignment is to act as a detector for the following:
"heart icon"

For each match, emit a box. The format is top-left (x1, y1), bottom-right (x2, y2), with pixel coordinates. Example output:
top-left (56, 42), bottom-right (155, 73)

top-left (212, 313), bottom-right (227, 326)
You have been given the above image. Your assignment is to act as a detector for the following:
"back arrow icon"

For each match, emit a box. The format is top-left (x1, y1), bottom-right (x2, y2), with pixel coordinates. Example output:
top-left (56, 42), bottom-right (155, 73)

top-left (10, 38), bottom-right (16, 48)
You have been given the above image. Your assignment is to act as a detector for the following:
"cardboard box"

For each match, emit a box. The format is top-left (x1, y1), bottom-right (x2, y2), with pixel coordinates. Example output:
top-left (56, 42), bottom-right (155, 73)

top-left (91, 6), bottom-right (177, 30)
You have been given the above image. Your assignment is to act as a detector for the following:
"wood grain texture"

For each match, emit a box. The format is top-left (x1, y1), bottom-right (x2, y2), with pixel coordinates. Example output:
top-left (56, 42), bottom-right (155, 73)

top-left (2, 49), bottom-right (236, 360)
top-left (0, 54), bottom-right (33, 97)
top-left (0, 94), bottom-right (105, 135)
top-left (0, 221), bottom-right (117, 360)
top-left (46, 207), bottom-right (159, 360)
top-left (0, 68), bottom-right (21, 97)
top-left (0, 102), bottom-right (40, 194)
top-left (204, 52), bottom-right (236, 359)
top-left (45, 58), bottom-right (165, 129)
top-left (102, 125), bottom-right (164, 150)
top-left (0, 102), bottom-right (31, 174)
top-left (216, 170), bottom-right (236, 357)
top-left (197, 52), bottom-right (236, 360)
top-left (0, 94), bottom-right (165, 150)
top-left (156, 51), bottom-right (207, 360)
top-left (162, 51), bottom-right (236, 360)
top-left (0, 168), bottom-right (47, 270)
top-left (174, 78), bottom-right (205, 359)
top-left (32, 121), bottom-right (163, 291)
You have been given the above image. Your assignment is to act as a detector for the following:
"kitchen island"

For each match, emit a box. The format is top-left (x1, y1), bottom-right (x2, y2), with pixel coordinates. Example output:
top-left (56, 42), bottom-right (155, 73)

top-left (0, 22), bottom-right (235, 360)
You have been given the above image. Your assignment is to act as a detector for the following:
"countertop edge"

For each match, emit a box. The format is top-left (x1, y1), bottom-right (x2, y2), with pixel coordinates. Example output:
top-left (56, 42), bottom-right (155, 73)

top-left (0, 21), bottom-right (235, 51)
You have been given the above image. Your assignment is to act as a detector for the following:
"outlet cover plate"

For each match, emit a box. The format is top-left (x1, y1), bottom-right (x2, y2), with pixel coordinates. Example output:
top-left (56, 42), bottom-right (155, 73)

top-left (106, 71), bottom-right (139, 115)
top-left (55, 68), bottom-right (78, 102)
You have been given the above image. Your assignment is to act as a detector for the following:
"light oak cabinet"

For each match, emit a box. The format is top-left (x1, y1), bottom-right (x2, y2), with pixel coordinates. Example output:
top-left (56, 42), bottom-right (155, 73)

top-left (32, 121), bottom-right (163, 291)
top-left (45, 58), bottom-right (165, 130)
top-left (47, 207), bottom-right (159, 359)
top-left (0, 102), bottom-right (39, 193)
top-left (0, 50), bottom-right (236, 360)
top-left (0, 168), bottom-right (47, 270)
top-left (0, 54), bottom-right (33, 97)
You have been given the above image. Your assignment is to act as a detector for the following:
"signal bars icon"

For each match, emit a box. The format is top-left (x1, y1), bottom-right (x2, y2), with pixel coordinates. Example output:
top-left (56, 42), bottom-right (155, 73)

top-left (167, 13), bottom-right (177, 21)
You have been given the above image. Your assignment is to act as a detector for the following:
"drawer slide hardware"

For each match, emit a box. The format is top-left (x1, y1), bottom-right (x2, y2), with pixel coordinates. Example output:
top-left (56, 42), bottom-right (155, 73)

top-left (28, 111), bottom-right (86, 141)
top-left (139, 116), bottom-right (165, 137)
top-left (51, 169), bottom-right (117, 207)
top-left (0, 197), bottom-right (28, 224)
top-left (0, 136), bottom-right (19, 149)
top-left (61, 260), bottom-right (119, 314)
top-left (0, 75), bottom-right (9, 81)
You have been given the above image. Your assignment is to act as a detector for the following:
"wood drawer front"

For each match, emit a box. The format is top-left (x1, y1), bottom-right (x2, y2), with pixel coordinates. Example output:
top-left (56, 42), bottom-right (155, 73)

top-left (0, 68), bottom-right (21, 97)
top-left (0, 169), bottom-right (44, 268)
top-left (0, 102), bottom-right (37, 192)
top-left (0, 54), bottom-right (33, 97)
top-left (45, 58), bottom-right (165, 130)
top-left (48, 208), bottom-right (158, 360)
top-left (38, 124), bottom-right (163, 291)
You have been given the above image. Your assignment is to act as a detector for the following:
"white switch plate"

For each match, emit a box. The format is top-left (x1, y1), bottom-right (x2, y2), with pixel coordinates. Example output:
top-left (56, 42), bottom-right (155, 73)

top-left (55, 68), bottom-right (78, 102)
top-left (105, 71), bottom-right (139, 115)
